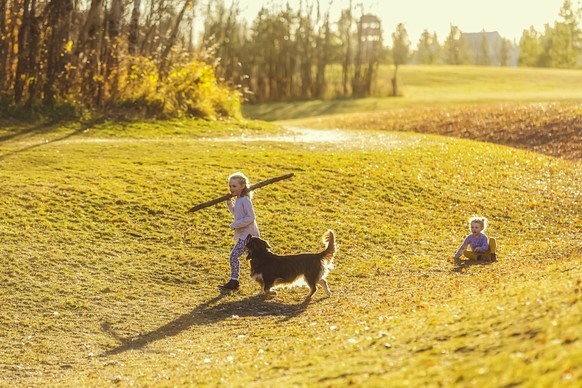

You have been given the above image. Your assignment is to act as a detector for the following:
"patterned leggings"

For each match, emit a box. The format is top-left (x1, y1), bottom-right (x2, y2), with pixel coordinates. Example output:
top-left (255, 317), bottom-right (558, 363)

top-left (229, 238), bottom-right (247, 280)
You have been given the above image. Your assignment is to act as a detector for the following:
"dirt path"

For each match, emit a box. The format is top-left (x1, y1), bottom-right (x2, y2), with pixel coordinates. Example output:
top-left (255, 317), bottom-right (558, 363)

top-left (1, 127), bottom-right (420, 154)
top-left (282, 102), bottom-right (582, 160)
top-left (200, 126), bottom-right (417, 150)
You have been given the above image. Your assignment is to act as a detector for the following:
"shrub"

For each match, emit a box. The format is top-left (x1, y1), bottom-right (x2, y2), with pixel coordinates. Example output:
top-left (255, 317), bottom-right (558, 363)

top-left (162, 61), bottom-right (241, 119)
top-left (113, 58), bottom-right (241, 120)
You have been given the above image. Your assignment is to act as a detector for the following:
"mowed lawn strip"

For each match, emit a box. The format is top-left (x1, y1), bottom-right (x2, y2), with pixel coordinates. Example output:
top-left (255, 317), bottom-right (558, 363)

top-left (0, 116), bottom-right (580, 386)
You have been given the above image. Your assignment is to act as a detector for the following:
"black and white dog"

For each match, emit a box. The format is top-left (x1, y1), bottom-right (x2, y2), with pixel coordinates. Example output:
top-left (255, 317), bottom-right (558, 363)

top-left (245, 230), bottom-right (336, 304)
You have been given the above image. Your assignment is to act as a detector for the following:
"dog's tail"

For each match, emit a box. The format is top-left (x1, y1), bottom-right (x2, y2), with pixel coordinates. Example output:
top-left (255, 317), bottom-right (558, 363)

top-left (321, 229), bottom-right (336, 263)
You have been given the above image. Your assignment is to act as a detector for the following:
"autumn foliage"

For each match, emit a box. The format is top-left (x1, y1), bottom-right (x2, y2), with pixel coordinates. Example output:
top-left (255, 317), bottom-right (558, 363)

top-left (0, 0), bottom-right (241, 119)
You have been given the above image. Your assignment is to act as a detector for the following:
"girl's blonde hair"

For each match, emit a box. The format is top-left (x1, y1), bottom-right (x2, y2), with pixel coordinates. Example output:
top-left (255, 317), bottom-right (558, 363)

top-left (228, 172), bottom-right (252, 198)
top-left (469, 216), bottom-right (488, 231)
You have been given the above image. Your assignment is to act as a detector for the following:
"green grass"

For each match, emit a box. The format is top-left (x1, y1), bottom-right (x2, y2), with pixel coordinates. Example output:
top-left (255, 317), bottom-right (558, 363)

top-left (0, 111), bottom-right (580, 386)
top-left (243, 65), bottom-right (582, 121)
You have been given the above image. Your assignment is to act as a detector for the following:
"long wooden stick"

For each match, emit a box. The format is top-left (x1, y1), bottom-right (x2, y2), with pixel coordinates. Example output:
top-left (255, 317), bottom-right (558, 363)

top-left (188, 173), bottom-right (294, 213)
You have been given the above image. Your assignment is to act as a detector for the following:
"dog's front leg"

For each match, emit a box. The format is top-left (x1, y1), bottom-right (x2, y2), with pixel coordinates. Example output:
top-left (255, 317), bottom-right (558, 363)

top-left (263, 281), bottom-right (277, 297)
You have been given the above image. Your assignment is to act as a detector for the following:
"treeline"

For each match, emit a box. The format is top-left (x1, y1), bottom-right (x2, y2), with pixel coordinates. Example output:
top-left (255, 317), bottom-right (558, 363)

top-left (1, 0), bottom-right (581, 118)
top-left (0, 0), bottom-right (241, 118)
top-left (407, 0), bottom-right (582, 68)
top-left (518, 0), bottom-right (582, 68)
top-left (203, 1), bottom-right (386, 101)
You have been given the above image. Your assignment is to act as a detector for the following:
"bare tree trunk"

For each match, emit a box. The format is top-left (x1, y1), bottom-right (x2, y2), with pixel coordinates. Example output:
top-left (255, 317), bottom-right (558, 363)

top-left (59, 0), bottom-right (74, 98)
top-left (0, 0), bottom-right (8, 92)
top-left (75, 0), bottom-right (104, 106)
top-left (95, 5), bottom-right (109, 107)
top-left (364, 61), bottom-right (375, 96)
top-left (299, 14), bottom-right (313, 98)
top-left (45, 0), bottom-right (74, 105)
top-left (352, 13), bottom-right (364, 97)
top-left (391, 64), bottom-right (399, 97)
top-left (314, 12), bottom-right (330, 99)
top-left (222, 2), bottom-right (239, 82)
top-left (139, 1), bottom-right (155, 55)
top-left (187, 9), bottom-right (194, 52)
top-left (103, 0), bottom-right (123, 105)
top-left (283, 9), bottom-right (296, 98)
top-left (77, 0), bottom-right (103, 53)
top-left (342, 1), bottom-right (352, 97)
top-left (128, 0), bottom-right (141, 56)
top-left (3, 0), bottom-right (21, 95)
top-left (159, 0), bottom-right (193, 78)
top-left (14, 0), bottom-right (31, 104)
top-left (25, 0), bottom-right (39, 107)
top-left (44, 0), bottom-right (58, 105)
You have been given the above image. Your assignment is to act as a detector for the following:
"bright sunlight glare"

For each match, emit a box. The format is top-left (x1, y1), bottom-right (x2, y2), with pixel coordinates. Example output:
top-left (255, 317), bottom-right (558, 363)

top-left (236, 0), bottom-right (572, 44)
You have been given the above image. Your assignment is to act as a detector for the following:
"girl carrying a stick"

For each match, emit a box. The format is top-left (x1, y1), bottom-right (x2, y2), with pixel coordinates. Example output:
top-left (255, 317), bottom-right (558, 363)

top-left (219, 172), bottom-right (260, 290)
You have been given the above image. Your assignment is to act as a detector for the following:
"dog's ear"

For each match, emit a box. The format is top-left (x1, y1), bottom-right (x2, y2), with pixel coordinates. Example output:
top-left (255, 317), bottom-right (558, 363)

top-left (245, 234), bottom-right (253, 246)
top-left (260, 239), bottom-right (272, 250)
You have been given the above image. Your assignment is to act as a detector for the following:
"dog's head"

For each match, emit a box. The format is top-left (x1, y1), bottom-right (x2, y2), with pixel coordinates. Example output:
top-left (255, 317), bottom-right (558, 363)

top-left (245, 234), bottom-right (271, 259)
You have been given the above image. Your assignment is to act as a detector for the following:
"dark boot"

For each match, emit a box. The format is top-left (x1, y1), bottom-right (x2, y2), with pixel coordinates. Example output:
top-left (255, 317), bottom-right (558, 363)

top-left (219, 279), bottom-right (240, 290)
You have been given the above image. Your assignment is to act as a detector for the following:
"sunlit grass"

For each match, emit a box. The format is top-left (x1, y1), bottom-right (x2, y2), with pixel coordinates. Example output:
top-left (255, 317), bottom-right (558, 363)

top-left (243, 65), bottom-right (582, 121)
top-left (277, 101), bottom-right (582, 160)
top-left (0, 116), bottom-right (580, 386)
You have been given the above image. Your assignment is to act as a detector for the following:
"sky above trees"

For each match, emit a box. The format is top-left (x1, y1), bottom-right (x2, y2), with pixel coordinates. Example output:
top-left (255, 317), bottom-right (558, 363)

top-left (237, 0), bottom-right (568, 44)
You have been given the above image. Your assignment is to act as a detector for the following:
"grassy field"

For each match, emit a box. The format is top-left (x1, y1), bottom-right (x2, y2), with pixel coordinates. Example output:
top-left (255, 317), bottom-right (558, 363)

top-left (243, 65), bottom-right (582, 121)
top-left (244, 66), bottom-right (582, 161)
top-left (1, 66), bottom-right (581, 386)
top-left (275, 102), bottom-right (582, 160)
top-left (0, 116), bottom-right (580, 387)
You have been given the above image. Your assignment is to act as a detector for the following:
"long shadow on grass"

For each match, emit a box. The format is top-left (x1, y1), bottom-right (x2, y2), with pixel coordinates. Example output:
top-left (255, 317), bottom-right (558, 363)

top-left (0, 120), bottom-right (60, 142)
top-left (0, 118), bottom-right (105, 160)
top-left (100, 293), bottom-right (308, 357)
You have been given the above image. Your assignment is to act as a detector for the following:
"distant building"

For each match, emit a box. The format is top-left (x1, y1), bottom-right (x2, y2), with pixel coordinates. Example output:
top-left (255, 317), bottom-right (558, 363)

top-left (359, 14), bottom-right (382, 62)
top-left (462, 31), bottom-right (518, 67)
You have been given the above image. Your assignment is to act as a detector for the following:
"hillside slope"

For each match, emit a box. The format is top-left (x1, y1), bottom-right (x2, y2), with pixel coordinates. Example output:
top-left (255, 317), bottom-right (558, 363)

top-left (0, 118), bottom-right (580, 386)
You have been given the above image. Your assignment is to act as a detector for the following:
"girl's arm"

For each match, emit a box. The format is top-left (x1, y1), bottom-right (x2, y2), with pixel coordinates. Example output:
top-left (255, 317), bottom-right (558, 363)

top-left (226, 197), bottom-right (235, 214)
top-left (454, 236), bottom-right (470, 259)
top-left (229, 197), bottom-right (256, 229)
top-left (472, 235), bottom-right (489, 252)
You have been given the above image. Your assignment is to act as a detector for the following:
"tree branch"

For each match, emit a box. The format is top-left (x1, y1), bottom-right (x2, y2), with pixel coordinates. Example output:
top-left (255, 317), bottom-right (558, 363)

top-left (188, 173), bottom-right (294, 213)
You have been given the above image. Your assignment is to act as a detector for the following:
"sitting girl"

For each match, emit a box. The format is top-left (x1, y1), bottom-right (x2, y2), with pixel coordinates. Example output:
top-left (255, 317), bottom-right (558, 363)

top-left (454, 216), bottom-right (497, 263)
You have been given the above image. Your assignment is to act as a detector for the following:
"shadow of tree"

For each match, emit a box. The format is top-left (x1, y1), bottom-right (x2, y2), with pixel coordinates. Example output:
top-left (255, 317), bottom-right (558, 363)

top-left (242, 99), bottom-right (356, 121)
top-left (0, 121), bottom-right (60, 143)
top-left (100, 292), bottom-right (309, 357)
top-left (0, 118), bottom-right (105, 160)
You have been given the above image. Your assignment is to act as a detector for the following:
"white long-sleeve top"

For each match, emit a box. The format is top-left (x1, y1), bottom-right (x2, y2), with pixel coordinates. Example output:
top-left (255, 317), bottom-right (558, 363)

top-left (226, 196), bottom-right (260, 241)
